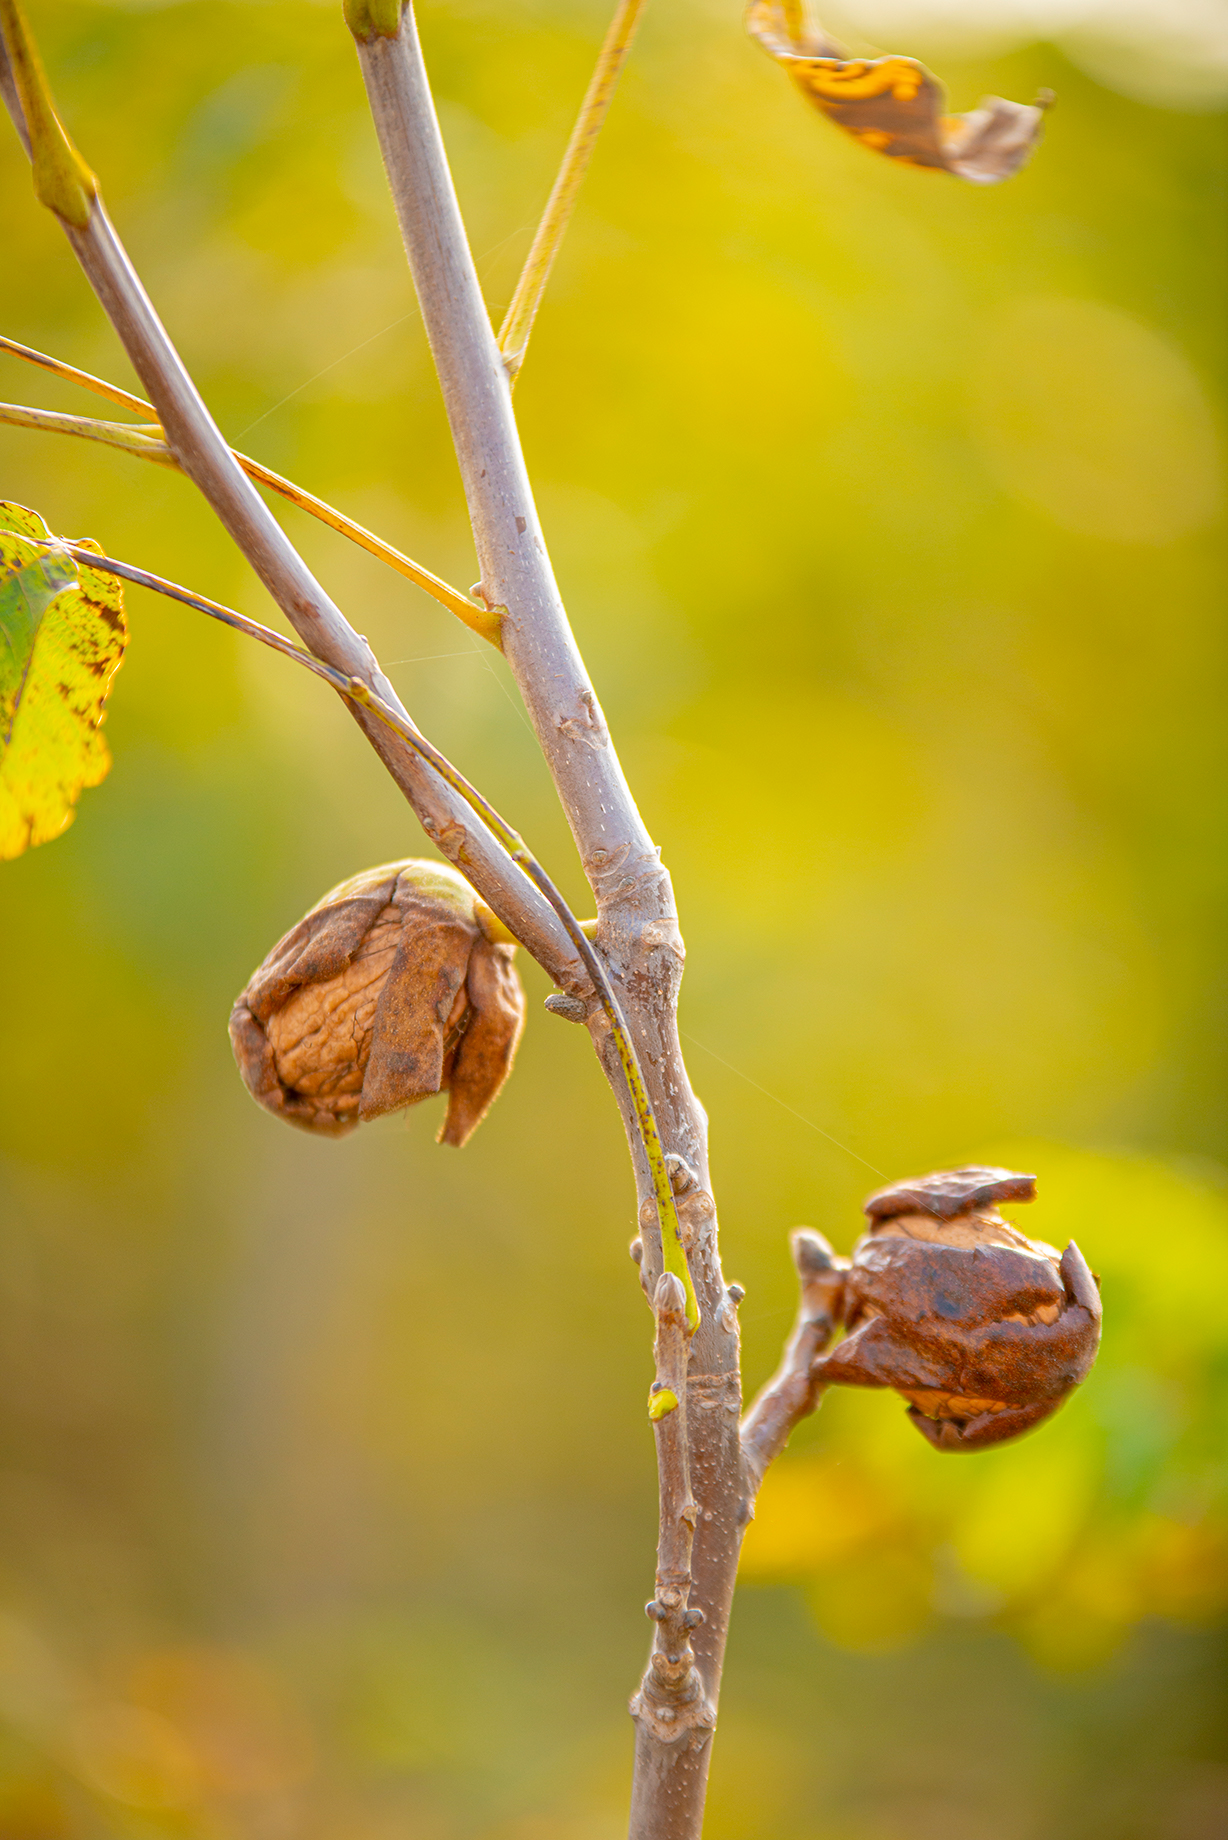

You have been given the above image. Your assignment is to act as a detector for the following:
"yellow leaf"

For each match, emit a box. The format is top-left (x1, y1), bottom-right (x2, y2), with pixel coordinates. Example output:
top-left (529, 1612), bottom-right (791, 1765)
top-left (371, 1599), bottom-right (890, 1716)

top-left (746, 0), bottom-right (1048, 185)
top-left (740, 1456), bottom-right (909, 1576)
top-left (0, 501), bottom-right (126, 860)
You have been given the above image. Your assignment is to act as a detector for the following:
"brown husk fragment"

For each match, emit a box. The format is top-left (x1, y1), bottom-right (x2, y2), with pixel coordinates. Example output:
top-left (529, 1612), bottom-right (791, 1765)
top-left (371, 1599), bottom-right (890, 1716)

top-left (229, 859), bottom-right (525, 1146)
top-left (812, 1165), bottom-right (1101, 1450)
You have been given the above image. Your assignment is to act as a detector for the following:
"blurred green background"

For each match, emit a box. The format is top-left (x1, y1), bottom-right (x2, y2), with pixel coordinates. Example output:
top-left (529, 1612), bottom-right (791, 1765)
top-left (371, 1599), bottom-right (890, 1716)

top-left (1, 0), bottom-right (1225, 1834)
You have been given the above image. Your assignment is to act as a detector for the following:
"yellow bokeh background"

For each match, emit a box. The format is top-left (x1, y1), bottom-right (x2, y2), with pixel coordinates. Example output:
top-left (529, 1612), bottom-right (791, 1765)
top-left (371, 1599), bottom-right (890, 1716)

top-left (0, 2), bottom-right (1224, 1835)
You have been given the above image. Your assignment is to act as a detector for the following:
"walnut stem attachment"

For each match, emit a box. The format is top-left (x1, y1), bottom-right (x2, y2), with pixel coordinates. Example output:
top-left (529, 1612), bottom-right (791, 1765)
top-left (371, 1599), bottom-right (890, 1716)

top-left (740, 1229), bottom-right (845, 1493)
top-left (0, 337), bottom-right (495, 639)
top-left (628, 1274), bottom-right (714, 1838)
top-left (496, 0), bottom-right (649, 379)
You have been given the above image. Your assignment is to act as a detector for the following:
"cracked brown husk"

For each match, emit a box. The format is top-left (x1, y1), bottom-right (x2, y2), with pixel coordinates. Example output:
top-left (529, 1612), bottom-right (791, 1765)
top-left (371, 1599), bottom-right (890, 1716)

top-left (229, 858), bottom-right (525, 1146)
top-left (812, 1165), bottom-right (1102, 1449)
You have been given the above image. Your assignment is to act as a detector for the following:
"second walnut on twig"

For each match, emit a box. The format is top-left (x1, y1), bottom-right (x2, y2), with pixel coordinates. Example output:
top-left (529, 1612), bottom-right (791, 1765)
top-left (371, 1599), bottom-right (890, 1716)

top-left (229, 858), bottom-right (525, 1146)
top-left (812, 1166), bottom-right (1102, 1450)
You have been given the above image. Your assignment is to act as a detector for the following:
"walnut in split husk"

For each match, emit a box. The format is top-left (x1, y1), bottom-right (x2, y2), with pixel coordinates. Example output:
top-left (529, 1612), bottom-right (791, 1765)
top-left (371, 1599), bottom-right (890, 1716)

top-left (812, 1166), bottom-right (1101, 1450)
top-left (229, 859), bottom-right (525, 1146)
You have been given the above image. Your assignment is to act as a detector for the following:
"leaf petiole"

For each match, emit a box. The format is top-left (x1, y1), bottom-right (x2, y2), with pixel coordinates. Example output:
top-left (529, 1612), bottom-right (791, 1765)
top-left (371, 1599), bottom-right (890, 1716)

top-left (496, 0), bottom-right (648, 380)
top-left (0, 336), bottom-right (499, 643)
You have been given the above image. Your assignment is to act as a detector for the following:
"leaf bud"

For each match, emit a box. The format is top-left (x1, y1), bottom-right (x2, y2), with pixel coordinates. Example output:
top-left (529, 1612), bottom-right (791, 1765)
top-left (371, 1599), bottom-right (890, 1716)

top-left (229, 858), bottom-right (525, 1146)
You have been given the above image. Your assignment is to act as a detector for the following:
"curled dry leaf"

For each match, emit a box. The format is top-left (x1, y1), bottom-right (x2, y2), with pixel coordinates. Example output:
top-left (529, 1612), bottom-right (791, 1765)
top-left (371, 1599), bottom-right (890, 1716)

top-left (229, 858), bottom-right (526, 1147)
top-left (812, 1166), bottom-right (1101, 1450)
top-left (746, 0), bottom-right (1048, 185)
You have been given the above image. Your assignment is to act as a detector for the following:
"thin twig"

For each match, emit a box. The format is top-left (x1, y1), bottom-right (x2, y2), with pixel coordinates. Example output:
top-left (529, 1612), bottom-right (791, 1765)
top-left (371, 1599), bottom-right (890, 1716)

top-left (0, 336), bottom-right (496, 639)
top-left (0, 331), bottom-right (149, 413)
top-left (0, 399), bottom-right (167, 459)
top-left (740, 1230), bottom-right (846, 1494)
top-left (497, 0), bottom-right (648, 379)
top-left (236, 452), bottom-right (496, 640)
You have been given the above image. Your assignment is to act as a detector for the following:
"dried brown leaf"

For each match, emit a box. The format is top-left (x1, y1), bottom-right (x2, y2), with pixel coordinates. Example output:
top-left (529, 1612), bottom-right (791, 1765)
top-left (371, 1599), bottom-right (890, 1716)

top-left (747, 0), bottom-right (1048, 184)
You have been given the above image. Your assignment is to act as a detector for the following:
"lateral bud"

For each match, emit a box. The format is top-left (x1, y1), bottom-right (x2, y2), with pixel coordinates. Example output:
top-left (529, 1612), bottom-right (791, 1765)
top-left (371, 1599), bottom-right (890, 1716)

top-left (544, 991), bottom-right (587, 1024)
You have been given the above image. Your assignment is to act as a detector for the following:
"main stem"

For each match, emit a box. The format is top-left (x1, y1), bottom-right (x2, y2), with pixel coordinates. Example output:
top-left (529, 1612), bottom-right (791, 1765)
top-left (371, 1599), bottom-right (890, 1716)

top-left (351, 9), bottom-right (749, 1834)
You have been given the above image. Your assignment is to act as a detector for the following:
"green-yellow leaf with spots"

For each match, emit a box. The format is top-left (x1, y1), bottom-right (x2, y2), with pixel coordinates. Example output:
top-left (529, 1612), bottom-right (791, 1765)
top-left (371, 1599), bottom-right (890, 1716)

top-left (0, 501), bottom-right (126, 860)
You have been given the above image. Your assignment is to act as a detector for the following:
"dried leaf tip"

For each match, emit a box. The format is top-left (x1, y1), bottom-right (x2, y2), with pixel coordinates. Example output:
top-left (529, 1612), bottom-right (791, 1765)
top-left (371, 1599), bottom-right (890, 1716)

top-left (0, 0), bottom-right (98, 227)
top-left (746, 0), bottom-right (1048, 185)
top-left (229, 858), bottom-right (526, 1146)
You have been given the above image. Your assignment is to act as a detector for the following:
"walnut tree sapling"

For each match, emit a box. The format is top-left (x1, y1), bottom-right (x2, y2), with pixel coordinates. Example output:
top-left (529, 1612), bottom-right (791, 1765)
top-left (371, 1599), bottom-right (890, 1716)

top-left (0, 4), bottom-right (1086, 1835)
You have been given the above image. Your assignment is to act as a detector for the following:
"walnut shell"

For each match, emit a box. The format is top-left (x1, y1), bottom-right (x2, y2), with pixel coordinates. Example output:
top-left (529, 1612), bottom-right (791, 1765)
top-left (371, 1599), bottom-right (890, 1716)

top-left (229, 859), bottom-right (525, 1146)
top-left (812, 1165), bottom-right (1101, 1450)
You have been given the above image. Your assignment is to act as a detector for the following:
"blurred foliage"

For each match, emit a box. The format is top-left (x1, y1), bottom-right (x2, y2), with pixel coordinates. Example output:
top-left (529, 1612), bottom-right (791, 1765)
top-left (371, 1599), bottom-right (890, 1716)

top-left (0, 0), bottom-right (1224, 1836)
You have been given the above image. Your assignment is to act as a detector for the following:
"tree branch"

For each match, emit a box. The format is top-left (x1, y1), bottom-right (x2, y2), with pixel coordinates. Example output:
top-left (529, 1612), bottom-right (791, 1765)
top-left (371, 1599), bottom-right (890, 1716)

top-left (347, 11), bottom-right (749, 1832)
top-left (348, 1), bottom-right (702, 1305)
top-left (0, 15), bottom-right (577, 987)
top-left (740, 1230), bottom-right (846, 1494)
top-left (57, 541), bottom-right (662, 1039)
top-left (349, 7), bottom-right (660, 906)
top-left (3, 3), bottom-right (753, 1830)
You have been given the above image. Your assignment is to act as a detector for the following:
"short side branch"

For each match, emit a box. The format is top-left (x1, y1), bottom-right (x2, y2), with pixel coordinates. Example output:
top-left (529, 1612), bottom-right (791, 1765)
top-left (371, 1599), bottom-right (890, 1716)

top-left (740, 1230), bottom-right (846, 1494)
